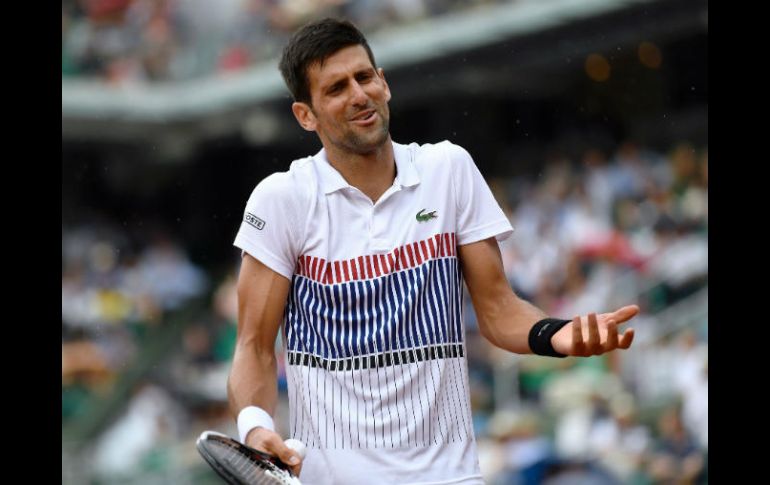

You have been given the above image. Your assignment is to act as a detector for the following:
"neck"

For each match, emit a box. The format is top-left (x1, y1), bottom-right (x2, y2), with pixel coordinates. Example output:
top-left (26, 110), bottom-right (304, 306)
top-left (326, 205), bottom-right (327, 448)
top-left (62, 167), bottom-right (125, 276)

top-left (324, 137), bottom-right (396, 203)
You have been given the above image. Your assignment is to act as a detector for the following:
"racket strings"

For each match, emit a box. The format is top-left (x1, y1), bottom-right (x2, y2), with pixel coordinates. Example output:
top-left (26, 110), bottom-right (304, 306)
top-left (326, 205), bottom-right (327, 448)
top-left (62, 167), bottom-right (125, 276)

top-left (212, 440), bottom-right (293, 485)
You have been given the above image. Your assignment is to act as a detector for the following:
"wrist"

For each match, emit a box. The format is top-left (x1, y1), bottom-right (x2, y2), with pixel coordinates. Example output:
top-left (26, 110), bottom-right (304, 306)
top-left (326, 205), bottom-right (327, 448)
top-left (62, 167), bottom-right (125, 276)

top-left (237, 406), bottom-right (275, 444)
top-left (528, 318), bottom-right (570, 358)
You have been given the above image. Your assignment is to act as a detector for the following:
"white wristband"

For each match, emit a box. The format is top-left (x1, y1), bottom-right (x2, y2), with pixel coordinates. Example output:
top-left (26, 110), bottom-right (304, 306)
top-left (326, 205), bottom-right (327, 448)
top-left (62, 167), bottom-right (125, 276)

top-left (237, 406), bottom-right (275, 444)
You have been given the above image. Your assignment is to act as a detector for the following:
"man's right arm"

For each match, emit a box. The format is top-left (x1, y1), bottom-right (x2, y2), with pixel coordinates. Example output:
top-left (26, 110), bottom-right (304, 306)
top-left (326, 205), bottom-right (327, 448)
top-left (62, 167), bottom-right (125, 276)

top-left (227, 253), bottom-right (302, 473)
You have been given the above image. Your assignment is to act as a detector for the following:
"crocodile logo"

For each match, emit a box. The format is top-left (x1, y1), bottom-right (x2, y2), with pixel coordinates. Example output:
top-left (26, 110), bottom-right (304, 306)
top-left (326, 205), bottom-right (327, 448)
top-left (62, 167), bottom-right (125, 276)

top-left (416, 209), bottom-right (438, 222)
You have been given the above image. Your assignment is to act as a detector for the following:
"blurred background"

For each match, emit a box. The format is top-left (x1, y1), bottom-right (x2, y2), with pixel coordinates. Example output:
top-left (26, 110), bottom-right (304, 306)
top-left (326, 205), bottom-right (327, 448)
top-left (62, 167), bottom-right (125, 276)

top-left (62, 0), bottom-right (707, 483)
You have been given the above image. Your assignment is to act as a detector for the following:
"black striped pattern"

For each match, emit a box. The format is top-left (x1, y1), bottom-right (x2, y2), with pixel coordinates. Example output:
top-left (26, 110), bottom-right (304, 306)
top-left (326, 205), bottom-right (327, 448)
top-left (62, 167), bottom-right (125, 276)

top-left (282, 234), bottom-right (474, 450)
top-left (287, 343), bottom-right (465, 370)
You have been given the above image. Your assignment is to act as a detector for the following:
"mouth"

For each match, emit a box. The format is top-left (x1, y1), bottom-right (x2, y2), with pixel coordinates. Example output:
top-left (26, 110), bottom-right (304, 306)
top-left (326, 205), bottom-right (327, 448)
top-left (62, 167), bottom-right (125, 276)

top-left (350, 109), bottom-right (377, 126)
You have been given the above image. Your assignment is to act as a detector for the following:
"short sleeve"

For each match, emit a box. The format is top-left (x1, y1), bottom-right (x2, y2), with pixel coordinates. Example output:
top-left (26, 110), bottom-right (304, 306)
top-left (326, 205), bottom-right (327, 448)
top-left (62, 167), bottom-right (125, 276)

top-left (448, 143), bottom-right (514, 245)
top-left (233, 173), bottom-right (303, 280)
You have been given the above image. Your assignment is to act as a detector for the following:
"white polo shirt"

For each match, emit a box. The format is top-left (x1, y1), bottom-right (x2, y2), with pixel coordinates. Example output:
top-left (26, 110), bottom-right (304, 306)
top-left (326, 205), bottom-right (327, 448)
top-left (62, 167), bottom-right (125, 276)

top-left (234, 140), bottom-right (513, 485)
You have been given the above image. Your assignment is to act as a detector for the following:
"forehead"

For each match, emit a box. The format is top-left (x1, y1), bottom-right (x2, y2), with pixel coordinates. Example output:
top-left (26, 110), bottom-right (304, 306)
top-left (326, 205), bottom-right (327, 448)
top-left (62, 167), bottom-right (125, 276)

top-left (307, 45), bottom-right (375, 90)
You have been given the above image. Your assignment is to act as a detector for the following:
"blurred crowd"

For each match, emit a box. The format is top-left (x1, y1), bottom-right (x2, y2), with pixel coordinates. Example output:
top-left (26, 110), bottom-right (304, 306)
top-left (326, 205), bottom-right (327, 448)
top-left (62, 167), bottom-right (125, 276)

top-left (473, 139), bottom-right (708, 483)
top-left (62, 139), bottom-right (707, 484)
top-left (475, 139), bottom-right (707, 484)
top-left (62, 0), bottom-right (508, 84)
top-left (495, 140), bottom-right (707, 317)
top-left (62, 220), bottom-right (208, 421)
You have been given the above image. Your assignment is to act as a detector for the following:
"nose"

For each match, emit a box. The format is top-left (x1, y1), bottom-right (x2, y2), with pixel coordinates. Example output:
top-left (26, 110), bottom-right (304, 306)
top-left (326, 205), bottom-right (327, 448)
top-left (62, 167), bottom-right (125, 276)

top-left (349, 80), bottom-right (368, 107)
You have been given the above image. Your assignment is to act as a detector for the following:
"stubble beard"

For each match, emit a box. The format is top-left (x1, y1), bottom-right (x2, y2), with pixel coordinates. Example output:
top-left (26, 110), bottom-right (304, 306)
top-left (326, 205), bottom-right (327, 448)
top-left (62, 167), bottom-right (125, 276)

top-left (338, 108), bottom-right (390, 155)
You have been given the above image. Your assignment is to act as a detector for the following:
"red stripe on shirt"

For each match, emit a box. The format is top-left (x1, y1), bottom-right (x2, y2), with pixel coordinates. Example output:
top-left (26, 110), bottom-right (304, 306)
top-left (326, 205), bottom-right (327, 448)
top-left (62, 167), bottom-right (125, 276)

top-left (365, 255), bottom-right (373, 279)
top-left (342, 260), bottom-right (350, 282)
top-left (308, 257), bottom-right (315, 280)
top-left (372, 254), bottom-right (381, 277)
top-left (419, 241), bottom-right (429, 262)
top-left (400, 245), bottom-right (410, 269)
top-left (324, 261), bottom-right (333, 284)
top-left (412, 242), bottom-right (423, 265)
top-left (334, 261), bottom-right (341, 284)
top-left (296, 232), bottom-right (459, 281)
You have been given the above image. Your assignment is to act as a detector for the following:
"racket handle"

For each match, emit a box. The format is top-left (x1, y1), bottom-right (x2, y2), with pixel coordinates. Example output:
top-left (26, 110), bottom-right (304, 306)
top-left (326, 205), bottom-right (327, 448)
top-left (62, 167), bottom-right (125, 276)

top-left (284, 439), bottom-right (307, 459)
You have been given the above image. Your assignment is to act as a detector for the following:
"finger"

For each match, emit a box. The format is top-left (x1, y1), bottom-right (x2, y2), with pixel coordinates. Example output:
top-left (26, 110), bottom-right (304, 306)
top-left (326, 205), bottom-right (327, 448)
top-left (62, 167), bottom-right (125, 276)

top-left (618, 328), bottom-right (635, 349)
top-left (285, 439), bottom-right (306, 476)
top-left (572, 316), bottom-right (585, 356)
top-left (263, 434), bottom-right (303, 474)
top-left (587, 313), bottom-right (600, 353)
top-left (611, 305), bottom-right (640, 324)
top-left (604, 320), bottom-right (618, 350)
top-left (275, 439), bottom-right (303, 469)
top-left (289, 458), bottom-right (302, 478)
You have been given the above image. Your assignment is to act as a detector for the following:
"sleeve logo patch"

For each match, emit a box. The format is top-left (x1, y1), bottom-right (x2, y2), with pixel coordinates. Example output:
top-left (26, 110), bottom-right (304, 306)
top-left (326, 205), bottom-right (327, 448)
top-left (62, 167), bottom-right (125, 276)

top-left (245, 212), bottom-right (265, 230)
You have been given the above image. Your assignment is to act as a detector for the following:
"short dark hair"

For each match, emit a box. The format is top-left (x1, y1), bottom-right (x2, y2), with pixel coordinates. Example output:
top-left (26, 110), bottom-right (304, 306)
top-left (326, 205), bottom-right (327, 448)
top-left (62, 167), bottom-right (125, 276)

top-left (279, 18), bottom-right (377, 105)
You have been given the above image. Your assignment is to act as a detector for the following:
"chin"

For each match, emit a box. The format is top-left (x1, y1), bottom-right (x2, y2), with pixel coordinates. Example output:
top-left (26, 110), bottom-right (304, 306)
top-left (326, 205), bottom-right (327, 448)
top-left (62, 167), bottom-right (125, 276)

top-left (346, 128), bottom-right (390, 154)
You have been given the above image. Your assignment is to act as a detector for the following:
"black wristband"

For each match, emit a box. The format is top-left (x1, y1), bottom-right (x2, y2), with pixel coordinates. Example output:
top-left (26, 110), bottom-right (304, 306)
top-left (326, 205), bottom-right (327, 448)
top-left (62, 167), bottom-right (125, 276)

top-left (528, 318), bottom-right (571, 358)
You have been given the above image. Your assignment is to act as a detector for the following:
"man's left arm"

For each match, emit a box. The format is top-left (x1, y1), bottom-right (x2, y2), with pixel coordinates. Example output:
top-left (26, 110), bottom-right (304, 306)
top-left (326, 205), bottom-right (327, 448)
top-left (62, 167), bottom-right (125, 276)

top-left (458, 237), bottom-right (637, 356)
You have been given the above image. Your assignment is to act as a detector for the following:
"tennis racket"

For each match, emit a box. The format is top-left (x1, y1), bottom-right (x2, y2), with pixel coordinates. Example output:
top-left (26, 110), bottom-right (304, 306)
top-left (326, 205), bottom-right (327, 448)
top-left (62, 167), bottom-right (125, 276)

top-left (196, 430), bottom-right (305, 485)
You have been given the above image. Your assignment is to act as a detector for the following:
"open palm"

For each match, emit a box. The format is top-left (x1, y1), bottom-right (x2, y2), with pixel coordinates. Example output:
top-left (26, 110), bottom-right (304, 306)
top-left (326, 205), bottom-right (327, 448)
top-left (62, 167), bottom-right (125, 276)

top-left (551, 305), bottom-right (639, 356)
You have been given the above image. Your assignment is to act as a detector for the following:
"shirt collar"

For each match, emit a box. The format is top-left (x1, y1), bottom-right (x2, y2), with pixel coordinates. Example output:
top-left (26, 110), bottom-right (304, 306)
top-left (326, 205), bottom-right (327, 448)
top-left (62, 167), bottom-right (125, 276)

top-left (393, 141), bottom-right (421, 189)
top-left (314, 141), bottom-right (421, 195)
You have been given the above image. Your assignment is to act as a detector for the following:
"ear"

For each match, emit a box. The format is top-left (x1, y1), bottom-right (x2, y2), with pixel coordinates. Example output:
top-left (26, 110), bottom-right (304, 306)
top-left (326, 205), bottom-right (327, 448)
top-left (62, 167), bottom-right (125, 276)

top-left (291, 102), bottom-right (317, 132)
top-left (378, 67), bottom-right (391, 102)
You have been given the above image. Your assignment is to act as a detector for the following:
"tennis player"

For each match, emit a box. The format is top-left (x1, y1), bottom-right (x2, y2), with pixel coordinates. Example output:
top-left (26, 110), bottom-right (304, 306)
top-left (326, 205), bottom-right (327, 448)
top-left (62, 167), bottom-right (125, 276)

top-left (229, 18), bottom-right (638, 484)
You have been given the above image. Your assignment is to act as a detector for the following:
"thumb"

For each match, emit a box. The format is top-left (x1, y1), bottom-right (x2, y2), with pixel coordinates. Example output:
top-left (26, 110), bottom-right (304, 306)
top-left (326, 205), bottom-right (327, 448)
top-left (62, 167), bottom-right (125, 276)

top-left (248, 428), bottom-right (302, 467)
top-left (276, 441), bottom-right (301, 466)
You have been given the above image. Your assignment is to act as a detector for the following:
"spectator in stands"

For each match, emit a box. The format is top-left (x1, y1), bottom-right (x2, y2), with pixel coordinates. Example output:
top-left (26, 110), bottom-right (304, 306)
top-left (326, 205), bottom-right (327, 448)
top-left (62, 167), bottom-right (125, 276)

top-left (646, 405), bottom-right (706, 484)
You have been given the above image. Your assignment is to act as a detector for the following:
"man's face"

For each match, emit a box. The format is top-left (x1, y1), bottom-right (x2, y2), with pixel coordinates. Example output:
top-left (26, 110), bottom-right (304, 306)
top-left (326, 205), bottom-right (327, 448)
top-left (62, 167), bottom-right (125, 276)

top-left (293, 45), bottom-right (391, 155)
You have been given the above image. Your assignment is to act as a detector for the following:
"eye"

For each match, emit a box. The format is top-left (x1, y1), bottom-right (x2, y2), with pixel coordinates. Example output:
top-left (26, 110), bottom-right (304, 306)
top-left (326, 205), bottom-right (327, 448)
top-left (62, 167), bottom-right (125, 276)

top-left (327, 83), bottom-right (344, 95)
top-left (357, 72), bottom-right (374, 83)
